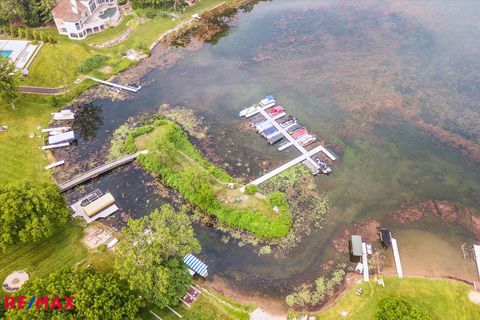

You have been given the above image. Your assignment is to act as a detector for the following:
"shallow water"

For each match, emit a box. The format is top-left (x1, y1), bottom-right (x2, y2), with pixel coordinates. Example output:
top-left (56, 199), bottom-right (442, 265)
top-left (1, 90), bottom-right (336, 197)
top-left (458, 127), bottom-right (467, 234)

top-left (65, 0), bottom-right (480, 299)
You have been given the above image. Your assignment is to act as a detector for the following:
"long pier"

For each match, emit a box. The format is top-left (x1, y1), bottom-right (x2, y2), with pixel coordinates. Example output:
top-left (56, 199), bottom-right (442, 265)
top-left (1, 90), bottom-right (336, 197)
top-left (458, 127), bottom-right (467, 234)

top-left (241, 145), bottom-right (324, 191)
top-left (391, 238), bottom-right (404, 278)
top-left (85, 76), bottom-right (141, 93)
top-left (362, 242), bottom-right (370, 282)
top-left (58, 150), bottom-right (148, 192)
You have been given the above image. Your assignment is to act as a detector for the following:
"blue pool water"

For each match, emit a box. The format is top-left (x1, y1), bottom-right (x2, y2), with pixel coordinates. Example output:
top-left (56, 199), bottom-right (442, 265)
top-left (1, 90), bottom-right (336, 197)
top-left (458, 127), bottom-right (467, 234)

top-left (99, 8), bottom-right (116, 19)
top-left (0, 50), bottom-right (12, 58)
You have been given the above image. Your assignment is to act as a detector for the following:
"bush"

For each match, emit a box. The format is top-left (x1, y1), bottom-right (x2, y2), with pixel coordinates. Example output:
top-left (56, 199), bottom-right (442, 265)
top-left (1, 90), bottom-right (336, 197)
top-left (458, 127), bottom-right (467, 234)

top-left (376, 297), bottom-right (430, 320)
top-left (144, 8), bottom-right (158, 19)
top-left (118, 0), bottom-right (127, 5)
top-left (78, 54), bottom-right (109, 73)
top-left (244, 184), bottom-right (257, 195)
top-left (97, 244), bottom-right (107, 252)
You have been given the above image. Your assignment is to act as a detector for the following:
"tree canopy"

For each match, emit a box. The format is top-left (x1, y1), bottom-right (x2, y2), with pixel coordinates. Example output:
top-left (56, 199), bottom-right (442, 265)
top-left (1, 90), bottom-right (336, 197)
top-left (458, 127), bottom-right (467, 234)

top-left (376, 296), bottom-right (431, 320)
top-left (4, 268), bottom-right (139, 320)
top-left (0, 0), bottom-right (55, 27)
top-left (115, 204), bottom-right (201, 308)
top-left (0, 57), bottom-right (19, 110)
top-left (0, 183), bottom-right (70, 252)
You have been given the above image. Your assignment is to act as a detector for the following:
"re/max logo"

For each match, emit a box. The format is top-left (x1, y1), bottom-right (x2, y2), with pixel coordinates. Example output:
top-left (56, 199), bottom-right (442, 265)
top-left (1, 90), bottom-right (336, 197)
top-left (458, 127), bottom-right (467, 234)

top-left (4, 296), bottom-right (74, 310)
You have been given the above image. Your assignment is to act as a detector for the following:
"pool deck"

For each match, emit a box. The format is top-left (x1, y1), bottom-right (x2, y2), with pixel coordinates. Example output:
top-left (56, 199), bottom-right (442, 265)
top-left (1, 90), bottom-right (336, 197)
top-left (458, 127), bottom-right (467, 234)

top-left (0, 40), bottom-right (42, 70)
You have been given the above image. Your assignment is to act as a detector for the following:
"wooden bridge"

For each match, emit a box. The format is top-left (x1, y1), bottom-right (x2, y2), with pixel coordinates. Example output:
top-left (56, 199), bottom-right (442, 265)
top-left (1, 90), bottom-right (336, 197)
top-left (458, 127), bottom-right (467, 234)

top-left (58, 150), bottom-right (148, 192)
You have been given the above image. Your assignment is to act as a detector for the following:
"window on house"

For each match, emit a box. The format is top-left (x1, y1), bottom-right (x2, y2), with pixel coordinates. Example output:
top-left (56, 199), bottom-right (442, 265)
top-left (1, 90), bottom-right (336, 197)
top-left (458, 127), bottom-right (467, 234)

top-left (70, 33), bottom-right (79, 38)
top-left (97, 0), bottom-right (105, 4)
top-left (89, 0), bottom-right (97, 13)
top-left (61, 28), bottom-right (67, 33)
top-left (75, 22), bottom-right (81, 30)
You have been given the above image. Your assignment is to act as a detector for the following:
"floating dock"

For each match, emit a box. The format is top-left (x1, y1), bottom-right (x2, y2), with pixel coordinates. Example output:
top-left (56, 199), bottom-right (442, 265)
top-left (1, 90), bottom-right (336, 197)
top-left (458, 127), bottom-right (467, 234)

top-left (58, 150), bottom-right (148, 192)
top-left (85, 76), bottom-right (141, 93)
top-left (391, 238), bottom-right (404, 278)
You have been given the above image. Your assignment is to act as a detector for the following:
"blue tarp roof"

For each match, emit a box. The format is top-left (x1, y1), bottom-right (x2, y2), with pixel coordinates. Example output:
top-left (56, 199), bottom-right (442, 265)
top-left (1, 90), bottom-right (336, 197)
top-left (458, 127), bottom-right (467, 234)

top-left (183, 254), bottom-right (208, 277)
top-left (265, 95), bottom-right (274, 101)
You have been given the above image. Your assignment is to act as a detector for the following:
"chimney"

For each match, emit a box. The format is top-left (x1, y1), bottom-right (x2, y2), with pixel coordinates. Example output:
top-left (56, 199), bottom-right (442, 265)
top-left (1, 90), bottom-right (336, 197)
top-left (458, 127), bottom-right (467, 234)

top-left (70, 0), bottom-right (78, 15)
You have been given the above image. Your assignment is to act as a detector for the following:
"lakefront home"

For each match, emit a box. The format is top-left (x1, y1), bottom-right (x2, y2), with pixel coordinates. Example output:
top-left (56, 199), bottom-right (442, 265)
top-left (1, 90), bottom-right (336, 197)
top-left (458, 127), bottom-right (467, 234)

top-left (52, 0), bottom-right (121, 40)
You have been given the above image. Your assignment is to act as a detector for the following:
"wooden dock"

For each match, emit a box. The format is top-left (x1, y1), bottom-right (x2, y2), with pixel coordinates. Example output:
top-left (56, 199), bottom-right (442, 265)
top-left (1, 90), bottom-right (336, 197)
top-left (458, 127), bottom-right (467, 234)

top-left (85, 76), bottom-right (141, 93)
top-left (58, 150), bottom-right (148, 192)
top-left (391, 238), bottom-right (404, 278)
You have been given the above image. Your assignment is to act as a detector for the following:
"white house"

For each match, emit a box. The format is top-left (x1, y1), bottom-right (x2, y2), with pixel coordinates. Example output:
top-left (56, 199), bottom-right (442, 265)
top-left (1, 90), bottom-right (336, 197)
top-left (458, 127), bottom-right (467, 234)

top-left (52, 0), bottom-right (121, 40)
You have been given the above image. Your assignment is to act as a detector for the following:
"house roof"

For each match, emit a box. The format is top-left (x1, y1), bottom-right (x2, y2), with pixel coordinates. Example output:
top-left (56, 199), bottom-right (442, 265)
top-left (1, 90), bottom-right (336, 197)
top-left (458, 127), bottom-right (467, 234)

top-left (52, 0), bottom-right (87, 22)
top-left (351, 235), bottom-right (363, 256)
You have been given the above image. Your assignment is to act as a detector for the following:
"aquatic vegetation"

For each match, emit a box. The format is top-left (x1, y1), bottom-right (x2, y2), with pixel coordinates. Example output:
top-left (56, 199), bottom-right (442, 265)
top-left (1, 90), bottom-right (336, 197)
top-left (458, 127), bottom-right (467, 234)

top-left (285, 265), bottom-right (346, 308)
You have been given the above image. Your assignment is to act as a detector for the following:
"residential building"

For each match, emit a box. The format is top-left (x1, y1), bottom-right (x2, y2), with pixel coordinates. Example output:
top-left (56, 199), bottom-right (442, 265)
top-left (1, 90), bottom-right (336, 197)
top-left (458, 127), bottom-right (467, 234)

top-left (52, 0), bottom-right (121, 40)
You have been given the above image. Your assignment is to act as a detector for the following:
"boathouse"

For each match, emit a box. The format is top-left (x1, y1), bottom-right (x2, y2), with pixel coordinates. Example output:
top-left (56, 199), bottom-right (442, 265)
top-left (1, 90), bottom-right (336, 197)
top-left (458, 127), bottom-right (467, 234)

top-left (379, 228), bottom-right (392, 248)
top-left (350, 235), bottom-right (363, 257)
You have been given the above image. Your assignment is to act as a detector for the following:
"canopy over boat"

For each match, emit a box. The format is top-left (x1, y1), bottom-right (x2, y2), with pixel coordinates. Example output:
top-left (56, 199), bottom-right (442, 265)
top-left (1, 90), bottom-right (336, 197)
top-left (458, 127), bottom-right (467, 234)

top-left (183, 254), bottom-right (208, 277)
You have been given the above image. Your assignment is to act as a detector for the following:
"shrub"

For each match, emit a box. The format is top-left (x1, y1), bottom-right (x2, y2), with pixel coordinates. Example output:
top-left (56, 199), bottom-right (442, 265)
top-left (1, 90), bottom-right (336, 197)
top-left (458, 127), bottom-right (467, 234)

top-left (97, 244), bottom-right (107, 252)
top-left (244, 184), bottom-right (257, 195)
top-left (376, 297), bottom-right (430, 320)
top-left (118, 0), bottom-right (127, 5)
top-left (78, 54), bottom-right (109, 73)
top-left (144, 8), bottom-right (158, 19)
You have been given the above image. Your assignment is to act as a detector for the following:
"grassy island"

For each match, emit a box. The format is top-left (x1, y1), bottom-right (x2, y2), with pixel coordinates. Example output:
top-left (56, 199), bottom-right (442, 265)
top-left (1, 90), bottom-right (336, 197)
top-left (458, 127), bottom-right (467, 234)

top-left (117, 116), bottom-right (292, 238)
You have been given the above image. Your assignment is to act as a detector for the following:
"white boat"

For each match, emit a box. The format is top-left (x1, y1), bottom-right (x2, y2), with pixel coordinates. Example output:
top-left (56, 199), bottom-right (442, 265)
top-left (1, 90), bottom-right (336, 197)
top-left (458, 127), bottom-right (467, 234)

top-left (299, 135), bottom-right (316, 146)
top-left (239, 105), bottom-right (257, 117)
top-left (259, 95), bottom-right (276, 108)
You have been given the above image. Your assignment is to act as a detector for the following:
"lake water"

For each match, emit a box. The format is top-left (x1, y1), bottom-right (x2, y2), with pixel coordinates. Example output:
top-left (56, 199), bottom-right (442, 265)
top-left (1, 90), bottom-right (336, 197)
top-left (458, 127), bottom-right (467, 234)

top-left (65, 0), bottom-right (480, 301)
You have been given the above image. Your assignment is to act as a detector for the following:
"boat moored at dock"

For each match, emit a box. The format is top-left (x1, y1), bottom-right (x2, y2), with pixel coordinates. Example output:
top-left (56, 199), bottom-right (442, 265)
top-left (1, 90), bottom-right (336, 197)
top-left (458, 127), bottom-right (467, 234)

top-left (299, 134), bottom-right (316, 146)
top-left (239, 105), bottom-right (257, 117)
top-left (259, 95), bottom-right (276, 108)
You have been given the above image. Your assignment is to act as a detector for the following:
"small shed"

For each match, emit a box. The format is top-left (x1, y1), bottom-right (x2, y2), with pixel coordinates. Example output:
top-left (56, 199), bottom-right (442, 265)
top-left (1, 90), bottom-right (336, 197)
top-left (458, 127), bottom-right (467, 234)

top-left (350, 235), bottom-right (363, 257)
top-left (379, 228), bottom-right (392, 247)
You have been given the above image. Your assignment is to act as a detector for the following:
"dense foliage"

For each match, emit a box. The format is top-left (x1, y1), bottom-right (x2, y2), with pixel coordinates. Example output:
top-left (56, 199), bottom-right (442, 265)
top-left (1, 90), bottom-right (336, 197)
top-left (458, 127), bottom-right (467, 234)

top-left (0, 57), bottom-right (18, 109)
top-left (0, 0), bottom-right (55, 27)
top-left (375, 297), bottom-right (431, 320)
top-left (129, 120), bottom-right (292, 238)
top-left (0, 25), bottom-right (57, 43)
top-left (4, 268), bottom-right (139, 319)
top-left (131, 0), bottom-right (183, 10)
top-left (0, 183), bottom-right (70, 252)
top-left (115, 204), bottom-right (201, 308)
top-left (77, 54), bottom-right (109, 73)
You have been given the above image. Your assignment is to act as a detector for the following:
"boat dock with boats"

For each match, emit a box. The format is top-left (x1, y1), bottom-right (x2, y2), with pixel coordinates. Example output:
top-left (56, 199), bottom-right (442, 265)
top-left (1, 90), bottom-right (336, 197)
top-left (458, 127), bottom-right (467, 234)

top-left (239, 96), bottom-right (336, 188)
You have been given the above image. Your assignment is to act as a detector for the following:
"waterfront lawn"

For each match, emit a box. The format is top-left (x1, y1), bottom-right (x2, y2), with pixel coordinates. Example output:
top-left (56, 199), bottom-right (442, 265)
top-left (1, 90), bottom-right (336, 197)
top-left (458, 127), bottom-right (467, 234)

top-left (132, 120), bottom-right (292, 238)
top-left (22, 42), bottom-right (92, 87)
top-left (84, 15), bottom-right (135, 45)
top-left (0, 223), bottom-right (88, 282)
top-left (297, 277), bottom-right (480, 320)
top-left (0, 95), bottom-right (53, 184)
top-left (140, 289), bottom-right (253, 320)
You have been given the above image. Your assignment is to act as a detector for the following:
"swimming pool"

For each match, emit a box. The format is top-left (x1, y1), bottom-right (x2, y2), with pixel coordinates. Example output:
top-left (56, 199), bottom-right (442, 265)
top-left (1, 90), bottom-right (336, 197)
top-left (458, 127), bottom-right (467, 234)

top-left (0, 50), bottom-right (13, 58)
top-left (99, 8), bottom-right (117, 19)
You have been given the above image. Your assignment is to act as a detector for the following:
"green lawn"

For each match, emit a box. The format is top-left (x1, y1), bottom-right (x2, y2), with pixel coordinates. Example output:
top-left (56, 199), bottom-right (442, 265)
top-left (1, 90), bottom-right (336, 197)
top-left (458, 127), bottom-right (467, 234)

top-left (83, 15), bottom-right (135, 45)
top-left (140, 286), bottom-right (254, 320)
top-left (0, 95), bottom-right (54, 184)
top-left (294, 277), bottom-right (480, 320)
top-left (0, 223), bottom-right (88, 282)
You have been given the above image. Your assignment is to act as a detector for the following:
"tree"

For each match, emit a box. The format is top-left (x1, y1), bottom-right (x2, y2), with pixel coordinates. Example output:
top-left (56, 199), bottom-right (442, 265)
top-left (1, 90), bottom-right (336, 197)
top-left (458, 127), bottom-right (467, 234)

top-left (0, 57), bottom-right (19, 110)
top-left (376, 297), bottom-right (431, 320)
top-left (115, 204), bottom-right (201, 307)
top-left (0, 183), bottom-right (70, 252)
top-left (5, 268), bottom-right (139, 319)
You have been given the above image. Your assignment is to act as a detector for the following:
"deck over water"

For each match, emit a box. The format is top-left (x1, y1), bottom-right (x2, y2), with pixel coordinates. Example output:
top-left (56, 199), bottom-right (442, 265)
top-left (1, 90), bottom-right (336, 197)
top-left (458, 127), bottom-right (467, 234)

top-left (58, 150), bottom-right (148, 192)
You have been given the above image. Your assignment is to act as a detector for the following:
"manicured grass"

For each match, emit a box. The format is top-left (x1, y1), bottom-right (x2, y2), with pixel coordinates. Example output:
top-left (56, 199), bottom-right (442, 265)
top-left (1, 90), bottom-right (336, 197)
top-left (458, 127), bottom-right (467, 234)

top-left (22, 42), bottom-right (92, 87)
top-left (0, 95), bottom-right (53, 184)
top-left (84, 15), bottom-right (135, 45)
top-left (140, 287), bottom-right (254, 320)
top-left (295, 277), bottom-right (480, 320)
top-left (0, 223), bottom-right (88, 282)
